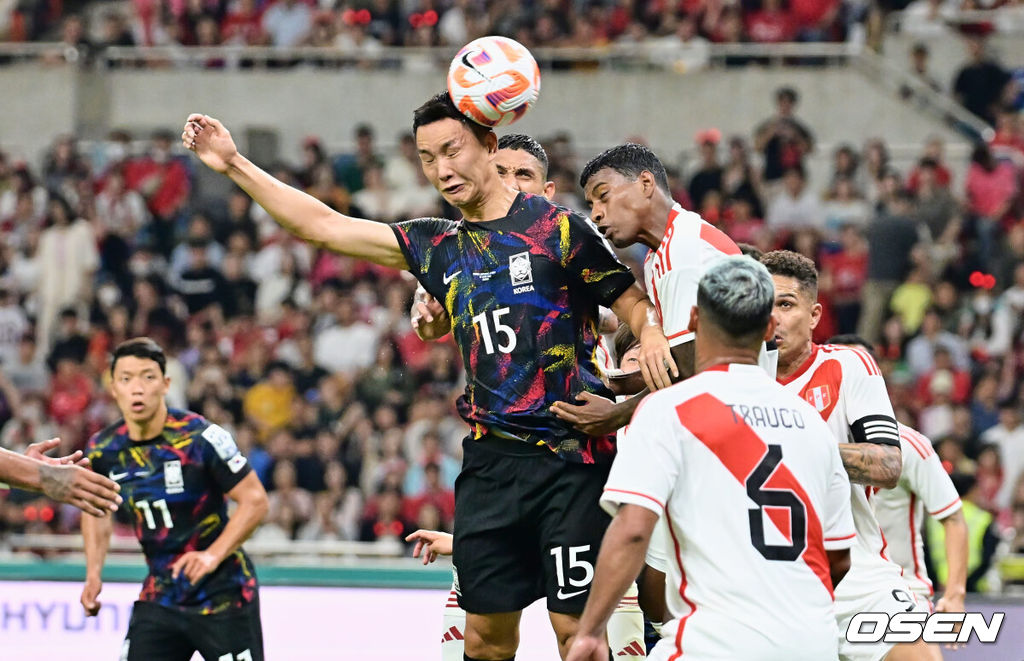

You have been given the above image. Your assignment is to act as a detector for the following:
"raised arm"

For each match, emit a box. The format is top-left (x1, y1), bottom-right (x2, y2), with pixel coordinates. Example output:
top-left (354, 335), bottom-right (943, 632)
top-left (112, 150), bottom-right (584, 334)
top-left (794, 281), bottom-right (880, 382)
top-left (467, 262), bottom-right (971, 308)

top-left (182, 114), bottom-right (407, 269)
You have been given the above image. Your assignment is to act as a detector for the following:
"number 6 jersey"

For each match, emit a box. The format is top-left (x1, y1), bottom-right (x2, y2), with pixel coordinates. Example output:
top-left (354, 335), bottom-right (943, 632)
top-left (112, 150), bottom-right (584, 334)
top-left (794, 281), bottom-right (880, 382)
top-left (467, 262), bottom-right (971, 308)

top-left (604, 364), bottom-right (855, 661)
top-left (392, 193), bottom-right (636, 464)
top-left (86, 409), bottom-right (257, 614)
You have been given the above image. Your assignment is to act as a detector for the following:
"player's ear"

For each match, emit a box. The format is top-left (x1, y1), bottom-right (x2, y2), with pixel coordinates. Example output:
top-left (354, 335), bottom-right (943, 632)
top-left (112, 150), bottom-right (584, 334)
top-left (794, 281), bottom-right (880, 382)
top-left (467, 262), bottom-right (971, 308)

top-left (763, 316), bottom-right (777, 342)
top-left (484, 130), bottom-right (498, 155)
top-left (638, 170), bottom-right (656, 198)
top-left (688, 306), bottom-right (699, 333)
top-left (809, 302), bottom-right (822, 331)
top-left (543, 181), bottom-right (555, 199)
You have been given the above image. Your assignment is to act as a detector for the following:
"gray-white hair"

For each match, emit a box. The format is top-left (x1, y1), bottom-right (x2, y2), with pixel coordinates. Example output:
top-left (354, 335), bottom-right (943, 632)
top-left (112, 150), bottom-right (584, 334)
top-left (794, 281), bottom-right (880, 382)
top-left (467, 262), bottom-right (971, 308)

top-left (697, 255), bottom-right (775, 340)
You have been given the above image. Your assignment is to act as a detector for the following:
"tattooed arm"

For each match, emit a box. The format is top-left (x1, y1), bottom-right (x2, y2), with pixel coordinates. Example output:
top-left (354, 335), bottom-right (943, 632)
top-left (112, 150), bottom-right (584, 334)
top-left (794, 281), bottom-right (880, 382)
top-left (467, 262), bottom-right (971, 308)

top-left (0, 446), bottom-right (121, 516)
top-left (838, 443), bottom-right (901, 488)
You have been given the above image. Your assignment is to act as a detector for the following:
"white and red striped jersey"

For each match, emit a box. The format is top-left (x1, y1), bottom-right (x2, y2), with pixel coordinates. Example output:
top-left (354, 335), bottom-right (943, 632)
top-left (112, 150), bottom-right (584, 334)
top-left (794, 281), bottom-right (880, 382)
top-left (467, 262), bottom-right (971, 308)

top-left (643, 204), bottom-right (740, 347)
top-left (778, 343), bottom-right (902, 582)
top-left (871, 424), bottom-right (962, 597)
top-left (604, 363), bottom-right (854, 661)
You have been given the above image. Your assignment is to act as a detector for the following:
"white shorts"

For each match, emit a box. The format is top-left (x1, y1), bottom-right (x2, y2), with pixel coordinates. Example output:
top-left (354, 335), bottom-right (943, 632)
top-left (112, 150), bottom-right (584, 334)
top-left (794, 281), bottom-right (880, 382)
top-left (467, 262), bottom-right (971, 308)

top-left (835, 567), bottom-right (930, 661)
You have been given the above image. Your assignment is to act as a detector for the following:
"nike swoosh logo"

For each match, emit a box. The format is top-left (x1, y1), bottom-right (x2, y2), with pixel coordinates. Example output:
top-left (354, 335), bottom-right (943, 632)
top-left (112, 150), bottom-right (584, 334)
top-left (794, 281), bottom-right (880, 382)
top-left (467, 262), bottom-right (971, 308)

top-left (108, 471), bottom-right (129, 482)
top-left (443, 270), bottom-right (462, 285)
top-left (556, 588), bottom-right (587, 600)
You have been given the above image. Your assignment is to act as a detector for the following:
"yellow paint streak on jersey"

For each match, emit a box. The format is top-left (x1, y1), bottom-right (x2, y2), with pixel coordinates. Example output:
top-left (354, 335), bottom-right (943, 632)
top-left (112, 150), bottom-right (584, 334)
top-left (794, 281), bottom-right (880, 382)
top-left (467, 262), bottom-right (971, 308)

top-left (198, 512), bottom-right (222, 537)
top-left (543, 344), bottom-right (575, 372)
top-left (559, 213), bottom-right (571, 267)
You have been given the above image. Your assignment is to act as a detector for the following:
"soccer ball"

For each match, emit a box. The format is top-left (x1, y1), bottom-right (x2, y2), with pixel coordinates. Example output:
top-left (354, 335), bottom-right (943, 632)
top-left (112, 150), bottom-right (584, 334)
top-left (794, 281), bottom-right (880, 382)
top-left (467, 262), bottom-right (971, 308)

top-left (447, 36), bottom-right (541, 128)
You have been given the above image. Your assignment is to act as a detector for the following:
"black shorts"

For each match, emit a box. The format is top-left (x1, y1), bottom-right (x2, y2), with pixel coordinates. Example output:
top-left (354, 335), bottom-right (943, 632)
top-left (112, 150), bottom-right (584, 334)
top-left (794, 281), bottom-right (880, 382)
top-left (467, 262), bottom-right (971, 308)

top-left (452, 435), bottom-right (612, 615)
top-left (123, 597), bottom-right (264, 661)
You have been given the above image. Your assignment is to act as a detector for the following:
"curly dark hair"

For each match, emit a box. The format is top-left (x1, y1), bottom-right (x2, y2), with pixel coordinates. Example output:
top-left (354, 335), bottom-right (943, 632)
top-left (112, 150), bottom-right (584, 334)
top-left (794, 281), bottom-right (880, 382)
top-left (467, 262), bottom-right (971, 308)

top-left (760, 250), bottom-right (818, 299)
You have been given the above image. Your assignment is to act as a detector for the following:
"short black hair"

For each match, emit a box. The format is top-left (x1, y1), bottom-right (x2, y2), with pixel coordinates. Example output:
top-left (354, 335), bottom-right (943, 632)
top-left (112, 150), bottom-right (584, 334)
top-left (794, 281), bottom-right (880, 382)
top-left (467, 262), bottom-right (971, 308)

top-left (776, 86), bottom-right (798, 104)
top-left (761, 250), bottom-right (818, 300)
top-left (738, 243), bottom-right (763, 261)
top-left (111, 337), bottom-right (167, 376)
top-left (412, 91), bottom-right (492, 145)
top-left (827, 334), bottom-right (877, 359)
top-left (498, 133), bottom-right (548, 177)
top-left (579, 143), bottom-right (670, 194)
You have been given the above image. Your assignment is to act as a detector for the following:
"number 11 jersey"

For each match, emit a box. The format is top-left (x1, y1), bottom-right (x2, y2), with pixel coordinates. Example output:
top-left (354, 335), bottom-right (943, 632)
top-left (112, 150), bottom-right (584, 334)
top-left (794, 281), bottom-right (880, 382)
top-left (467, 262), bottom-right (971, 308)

top-left (86, 409), bottom-right (257, 614)
top-left (392, 193), bottom-right (636, 464)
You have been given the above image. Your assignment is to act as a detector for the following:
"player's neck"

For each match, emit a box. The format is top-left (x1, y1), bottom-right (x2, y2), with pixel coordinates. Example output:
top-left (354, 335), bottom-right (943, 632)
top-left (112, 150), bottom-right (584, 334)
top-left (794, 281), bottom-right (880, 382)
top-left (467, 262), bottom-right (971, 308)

top-left (639, 194), bottom-right (674, 250)
top-left (776, 342), bottom-right (814, 381)
top-left (695, 336), bottom-right (760, 373)
top-left (126, 404), bottom-right (169, 441)
top-left (460, 181), bottom-right (518, 223)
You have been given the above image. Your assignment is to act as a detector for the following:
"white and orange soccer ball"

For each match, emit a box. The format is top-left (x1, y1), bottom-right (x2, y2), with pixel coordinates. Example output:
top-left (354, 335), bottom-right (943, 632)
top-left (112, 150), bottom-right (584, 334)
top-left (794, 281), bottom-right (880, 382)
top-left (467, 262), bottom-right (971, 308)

top-left (446, 36), bottom-right (541, 128)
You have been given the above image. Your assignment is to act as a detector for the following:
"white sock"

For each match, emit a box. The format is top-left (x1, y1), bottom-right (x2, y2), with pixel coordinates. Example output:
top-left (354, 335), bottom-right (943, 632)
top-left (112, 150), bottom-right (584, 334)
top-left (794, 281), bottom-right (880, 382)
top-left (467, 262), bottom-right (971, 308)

top-left (607, 583), bottom-right (645, 657)
top-left (441, 583), bottom-right (466, 661)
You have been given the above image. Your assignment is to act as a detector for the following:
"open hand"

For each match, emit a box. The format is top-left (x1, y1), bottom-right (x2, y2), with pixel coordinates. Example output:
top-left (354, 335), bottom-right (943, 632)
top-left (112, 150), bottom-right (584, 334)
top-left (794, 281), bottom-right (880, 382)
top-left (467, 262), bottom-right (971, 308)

top-left (39, 464), bottom-right (121, 516)
top-left (405, 529), bottom-right (453, 565)
top-left (26, 438), bottom-right (89, 467)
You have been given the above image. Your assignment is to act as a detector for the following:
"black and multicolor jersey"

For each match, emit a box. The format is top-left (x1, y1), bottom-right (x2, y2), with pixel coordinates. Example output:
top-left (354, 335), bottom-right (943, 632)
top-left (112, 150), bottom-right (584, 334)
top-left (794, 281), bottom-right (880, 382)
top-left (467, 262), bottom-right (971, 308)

top-left (392, 192), bottom-right (635, 464)
top-left (86, 409), bottom-right (257, 614)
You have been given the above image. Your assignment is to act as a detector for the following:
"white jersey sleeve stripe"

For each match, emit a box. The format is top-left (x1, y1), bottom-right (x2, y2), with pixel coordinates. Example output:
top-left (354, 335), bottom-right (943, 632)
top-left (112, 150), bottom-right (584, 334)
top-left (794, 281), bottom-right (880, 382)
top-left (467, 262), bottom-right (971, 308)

top-left (930, 496), bottom-right (962, 518)
top-left (603, 487), bottom-right (665, 513)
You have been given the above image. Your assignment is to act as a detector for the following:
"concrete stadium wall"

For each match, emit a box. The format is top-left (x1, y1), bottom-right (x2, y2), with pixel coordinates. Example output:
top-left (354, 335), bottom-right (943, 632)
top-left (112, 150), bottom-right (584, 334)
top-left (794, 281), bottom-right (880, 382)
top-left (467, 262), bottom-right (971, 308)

top-left (882, 33), bottom-right (1024, 96)
top-left (1, 63), bottom-right (968, 189)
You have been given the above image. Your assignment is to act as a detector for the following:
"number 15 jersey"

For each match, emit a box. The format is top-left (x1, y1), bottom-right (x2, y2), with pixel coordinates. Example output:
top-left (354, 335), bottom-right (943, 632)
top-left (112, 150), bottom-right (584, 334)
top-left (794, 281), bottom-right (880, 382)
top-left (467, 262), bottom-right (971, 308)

top-left (392, 193), bottom-right (636, 464)
top-left (604, 364), bottom-right (854, 661)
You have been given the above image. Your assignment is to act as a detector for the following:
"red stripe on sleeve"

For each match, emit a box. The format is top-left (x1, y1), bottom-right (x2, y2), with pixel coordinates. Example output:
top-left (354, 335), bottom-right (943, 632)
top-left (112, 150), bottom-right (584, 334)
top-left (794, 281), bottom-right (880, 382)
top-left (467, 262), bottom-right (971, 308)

top-left (603, 488), bottom-right (665, 510)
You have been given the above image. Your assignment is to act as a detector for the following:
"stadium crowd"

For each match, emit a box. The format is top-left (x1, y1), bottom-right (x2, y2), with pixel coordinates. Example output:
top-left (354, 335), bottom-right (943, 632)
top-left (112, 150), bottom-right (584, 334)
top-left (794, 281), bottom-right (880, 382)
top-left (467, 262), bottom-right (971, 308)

top-left (0, 75), bottom-right (1023, 590)
top-left (3, 0), bottom-right (1023, 56)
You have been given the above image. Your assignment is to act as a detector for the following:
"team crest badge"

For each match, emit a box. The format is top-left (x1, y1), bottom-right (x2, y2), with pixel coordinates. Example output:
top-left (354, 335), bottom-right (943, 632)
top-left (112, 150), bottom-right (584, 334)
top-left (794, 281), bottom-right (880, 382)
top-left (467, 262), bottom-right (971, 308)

top-left (805, 385), bottom-right (832, 413)
top-left (164, 460), bottom-right (184, 494)
top-left (509, 252), bottom-right (533, 286)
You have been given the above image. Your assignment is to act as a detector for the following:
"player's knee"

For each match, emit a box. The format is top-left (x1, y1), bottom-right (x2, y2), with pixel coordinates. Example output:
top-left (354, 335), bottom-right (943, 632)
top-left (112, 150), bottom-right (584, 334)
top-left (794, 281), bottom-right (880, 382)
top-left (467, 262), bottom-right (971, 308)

top-left (464, 619), bottom-right (517, 659)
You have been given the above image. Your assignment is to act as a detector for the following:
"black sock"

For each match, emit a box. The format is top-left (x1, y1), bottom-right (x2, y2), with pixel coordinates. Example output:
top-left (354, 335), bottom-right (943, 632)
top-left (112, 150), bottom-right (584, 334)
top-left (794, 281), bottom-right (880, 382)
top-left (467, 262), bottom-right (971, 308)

top-left (463, 656), bottom-right (514, 661)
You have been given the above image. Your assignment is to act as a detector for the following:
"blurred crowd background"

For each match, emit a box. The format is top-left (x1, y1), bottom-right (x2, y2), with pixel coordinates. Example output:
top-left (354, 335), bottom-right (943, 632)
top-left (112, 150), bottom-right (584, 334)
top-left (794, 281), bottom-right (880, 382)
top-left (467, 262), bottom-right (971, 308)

top-left (2, 0), bottom-right (1024, 58)
top-left (0, 0), bottom-right (1023, 594)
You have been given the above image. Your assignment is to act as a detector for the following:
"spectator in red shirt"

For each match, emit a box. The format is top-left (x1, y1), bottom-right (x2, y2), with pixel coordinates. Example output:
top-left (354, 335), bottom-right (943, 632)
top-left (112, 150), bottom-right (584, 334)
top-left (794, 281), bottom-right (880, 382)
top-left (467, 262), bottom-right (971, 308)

top-left (821, 223), bottom-right (869, 334)
top-left (360, 487), bottom-right (412, 543)
top-left (991, 107), bottom-right (1024, 158)
top-left (966, 142), bottom-right (1020, 257)
top-left (47, 357), bottom-right (93, 426)
top-left (790, 0), bottom-right (840, 41)
top-left (122, 130), bottom-right (192, 254)
top-left (222, 0), bottom-right (267, 45)
top-left (403, 462), bottom-right (455, 529)
top-left (916, 346), bottom-right (972, 407)
top-left (906, 135), bottom-right (953, 193)
top-left (745, 0), bottom-right (796, 43)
